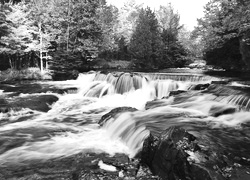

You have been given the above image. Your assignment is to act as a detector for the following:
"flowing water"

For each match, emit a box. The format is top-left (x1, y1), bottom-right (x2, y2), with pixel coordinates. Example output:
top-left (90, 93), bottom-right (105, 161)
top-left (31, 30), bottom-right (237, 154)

top-left (0, 71), bottom-right (250, 178)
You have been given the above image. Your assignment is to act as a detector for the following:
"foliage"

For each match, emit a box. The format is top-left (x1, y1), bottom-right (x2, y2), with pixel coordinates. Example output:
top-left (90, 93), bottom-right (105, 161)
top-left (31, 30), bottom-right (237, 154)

top-left (100, 0), bottom-right (143, 61)
top-left (156, 4), bottom-right (188, 68)
top-left (129, 7), bottom-right (163, 69)
top-left (195, 0), bottom-right (250, 70)
top-left (97, 3), bottom-right (119, 52)
top-left (115, 0), bottom-right (142, 44)
top-left (0, 0), bottom-right (193, 73)
top-left (0, 2), bottom-right (38, 55)
top-left (178, 28), bottom-right (203, 59)
top-left (0, 4), bottom-right (11, 39)
top-left (0, 67), bottom-right (52, 81)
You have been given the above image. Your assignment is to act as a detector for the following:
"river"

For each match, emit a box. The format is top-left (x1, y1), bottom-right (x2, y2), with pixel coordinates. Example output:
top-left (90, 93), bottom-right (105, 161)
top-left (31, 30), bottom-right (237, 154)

top-left (0, 71), bottom-right (250, 179)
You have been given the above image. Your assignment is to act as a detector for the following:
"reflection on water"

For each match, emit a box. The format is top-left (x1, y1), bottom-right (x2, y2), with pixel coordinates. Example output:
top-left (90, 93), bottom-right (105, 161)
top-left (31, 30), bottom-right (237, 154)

top-left (0, 71), bottom-right (250, 169)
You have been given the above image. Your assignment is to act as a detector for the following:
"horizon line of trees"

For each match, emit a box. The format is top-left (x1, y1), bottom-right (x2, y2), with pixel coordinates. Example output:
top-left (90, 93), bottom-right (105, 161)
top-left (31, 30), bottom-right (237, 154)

top-left (0, 0), bottom-right (201, 72)
top-left (0, 0), bottom-right (203, 73)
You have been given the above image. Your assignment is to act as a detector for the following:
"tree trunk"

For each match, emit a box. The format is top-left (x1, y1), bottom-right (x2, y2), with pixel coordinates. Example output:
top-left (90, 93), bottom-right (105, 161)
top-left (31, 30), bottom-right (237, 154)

top-left (38, 22), bottom-right (44, 73)
top-left (239, 36), bottom-right (250, 70)
top-left (66, 0), bottom-right (71, 52)
top-left (45, 52), bottom-right (48, 69)
top-left (9, 57), bottom-right (13, 70)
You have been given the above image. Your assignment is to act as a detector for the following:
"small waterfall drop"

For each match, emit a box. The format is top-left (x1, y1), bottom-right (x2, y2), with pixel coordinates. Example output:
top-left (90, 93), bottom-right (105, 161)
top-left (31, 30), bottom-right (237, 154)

top-left (103, 112), bottom-right (150, 158)
top-left (77, 71), bottom-right (220, 100)
top-left (1, 70), bottom-right (250, 170)
top-left (206, 84), bottom-right (250, 110)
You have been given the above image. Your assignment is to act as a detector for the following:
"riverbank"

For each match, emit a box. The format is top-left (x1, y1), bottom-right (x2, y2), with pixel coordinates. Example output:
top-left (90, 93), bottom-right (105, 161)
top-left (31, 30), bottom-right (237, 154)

top-left (0, 68), bottom-right (52, 82)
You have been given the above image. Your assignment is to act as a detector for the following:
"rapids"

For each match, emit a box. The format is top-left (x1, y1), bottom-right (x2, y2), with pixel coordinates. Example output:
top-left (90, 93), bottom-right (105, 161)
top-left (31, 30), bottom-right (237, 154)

top-left (0, 71), bottom-right (250, 178)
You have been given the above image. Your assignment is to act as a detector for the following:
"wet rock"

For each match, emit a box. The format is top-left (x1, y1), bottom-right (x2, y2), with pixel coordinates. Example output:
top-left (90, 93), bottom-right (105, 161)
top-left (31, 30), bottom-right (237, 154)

top-left (99, 107), bottom-right (137, 126)
top-left (0, 99), bottom-right (9, 113)
top-left (141, 127), bottom-right (213, 180)
top-left (136, 166), bottom-right (159, 179)
top-left (189, 83), bottom-right (210, 90)
top-left (0, 152), bottom-right (157, 180)
top-left (168, 90), bottom-right (187, 96)
top-left (211, 80), bottom-right (230, 85)
top-left (209, 104), bottom-right (236, 117)
top-left (145, 98), bottom-right (174, 110)
top-left (0, 95), bottom-right (58, 113)
top-left (0, 82), bottom-right (77, 95)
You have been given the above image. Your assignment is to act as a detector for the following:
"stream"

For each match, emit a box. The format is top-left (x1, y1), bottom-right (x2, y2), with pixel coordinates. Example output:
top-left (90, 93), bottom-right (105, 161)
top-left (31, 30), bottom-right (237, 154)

top-left (0, 71), bottom-right (250, 180)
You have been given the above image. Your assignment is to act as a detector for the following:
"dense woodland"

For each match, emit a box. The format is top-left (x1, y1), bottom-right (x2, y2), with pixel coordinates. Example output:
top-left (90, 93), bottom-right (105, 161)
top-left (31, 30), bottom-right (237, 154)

top-left (194, 0), bottom-right (250, 70)
top-left (0, 0), bottom-right (250, 75)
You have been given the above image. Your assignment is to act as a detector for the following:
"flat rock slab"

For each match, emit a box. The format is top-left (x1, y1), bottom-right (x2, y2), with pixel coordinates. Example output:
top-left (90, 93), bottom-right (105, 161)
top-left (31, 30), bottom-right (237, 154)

top-left (0, 81), bottom-right (77, 96)
top-left (0, 95), bottom-right (59, 113)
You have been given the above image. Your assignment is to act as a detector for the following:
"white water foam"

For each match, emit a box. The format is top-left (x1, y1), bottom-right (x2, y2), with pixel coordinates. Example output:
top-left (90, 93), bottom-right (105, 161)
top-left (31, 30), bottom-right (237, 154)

top-left (0, 129), bottom-right (130, 166)
top-left (1, 71), bottom-right (250, 167)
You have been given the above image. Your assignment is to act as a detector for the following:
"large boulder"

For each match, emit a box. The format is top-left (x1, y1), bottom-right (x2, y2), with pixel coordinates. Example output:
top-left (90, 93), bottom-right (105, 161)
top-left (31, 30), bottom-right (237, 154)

top-left (140, 127), bottom-right (213, 180)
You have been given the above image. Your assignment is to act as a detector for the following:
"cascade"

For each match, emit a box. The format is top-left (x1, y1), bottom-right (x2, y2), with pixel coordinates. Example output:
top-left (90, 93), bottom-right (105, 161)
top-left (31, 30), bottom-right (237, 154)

top-left (205, 84), bottom-right (250, 110)
top-left (141, 72), bottom-right (220, 81)
top-left (77, 71), bottom-right (221, 99)
top-left (78, 71), bottom-right (250, 109)
top-left (1, 71), bottom-right (250, 179)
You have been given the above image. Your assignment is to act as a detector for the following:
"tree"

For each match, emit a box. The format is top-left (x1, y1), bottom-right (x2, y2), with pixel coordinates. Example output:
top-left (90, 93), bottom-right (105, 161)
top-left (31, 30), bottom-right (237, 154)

top-left (195, 0), bottom-right (250, 70)
top-left (97, 2), bottom-right (120, 59)
top-left (178, 28), bottom-right (203, 60)
top-left (129, 7), bottom-right (163, 69)
top-left (156, 4), bottom-right (188, 68)
top-left (115, 0), bottom-right (142, 44)
top-left (0, 3), bottom-right (11, 39)
top-left (0, 2), bottom-right (39, 69)
top-left (97, 3), bottom-right (118, 51)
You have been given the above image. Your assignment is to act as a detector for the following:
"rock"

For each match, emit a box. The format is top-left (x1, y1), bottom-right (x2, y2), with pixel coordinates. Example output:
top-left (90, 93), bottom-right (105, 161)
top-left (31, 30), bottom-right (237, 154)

top-left (141, 127), bottom-right (213, 180)
top-left (211, 81), bottom-right (230, 85)
top-left (99, 107), bottom-right (137, 126)
top-left (0, 99), bottom-right (9, 113)
top-left (145, 97), bottom-right (175, 110)
top-left (16, 95), bottom-right (59, 112)
top-left (189, 83), bottom-right (210, 91)
top-left (0, 82), bottom-right (78, 95)
top-left (168, 90), bottom-right (187, 96)
top-left (209, 104), bottom-right (236, 117)
top-left (136, 166), bottom-right (159, 179)
top-left (0, 95), bottom-right (58, 113)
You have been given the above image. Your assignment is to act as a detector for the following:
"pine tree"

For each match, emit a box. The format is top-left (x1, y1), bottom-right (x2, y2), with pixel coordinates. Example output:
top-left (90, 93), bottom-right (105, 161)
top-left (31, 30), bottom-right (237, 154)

top-left (129, 7), bottom-right (163, 69)
top-left (156, 4), bottom-right (187, 68)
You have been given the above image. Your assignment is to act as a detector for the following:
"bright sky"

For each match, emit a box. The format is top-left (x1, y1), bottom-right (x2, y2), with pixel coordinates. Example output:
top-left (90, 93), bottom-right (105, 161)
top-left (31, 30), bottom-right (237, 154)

top-left (106, 0), bottom-right (209, 30)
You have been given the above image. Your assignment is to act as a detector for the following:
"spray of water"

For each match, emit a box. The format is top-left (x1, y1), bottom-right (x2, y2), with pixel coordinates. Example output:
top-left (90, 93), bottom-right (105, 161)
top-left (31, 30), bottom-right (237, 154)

top-left (0, 71), bottom-right (249, 166)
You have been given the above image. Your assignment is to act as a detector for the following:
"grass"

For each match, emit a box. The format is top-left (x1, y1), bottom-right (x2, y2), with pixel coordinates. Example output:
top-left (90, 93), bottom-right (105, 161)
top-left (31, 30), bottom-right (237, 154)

top-left (0, 68), bottom-right (52, 81)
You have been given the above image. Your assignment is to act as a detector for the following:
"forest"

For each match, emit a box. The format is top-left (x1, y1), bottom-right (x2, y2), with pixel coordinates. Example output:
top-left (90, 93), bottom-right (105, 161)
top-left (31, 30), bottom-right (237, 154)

top-left (0, 0), bottom-right (250, 79)
top-left (194, 0), bottom-right (250, 71)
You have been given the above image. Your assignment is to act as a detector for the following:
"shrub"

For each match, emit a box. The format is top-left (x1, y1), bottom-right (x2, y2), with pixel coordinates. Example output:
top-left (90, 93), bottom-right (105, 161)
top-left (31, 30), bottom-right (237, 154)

top-left (0, 68), bottom-right (52, 81)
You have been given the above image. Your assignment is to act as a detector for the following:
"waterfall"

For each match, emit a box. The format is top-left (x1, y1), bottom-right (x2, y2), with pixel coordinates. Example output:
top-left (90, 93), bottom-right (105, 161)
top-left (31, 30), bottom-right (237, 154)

top-left (76, 71), bottom-right (250, 110)
top-left (141, 72), bottom-right (220, 81)
top-left (77, 71), bottom-right (220, 99)
top-left (205, 84), bottom-right (250, 110)
top-left (1, 70), bottom-right (250, 174)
